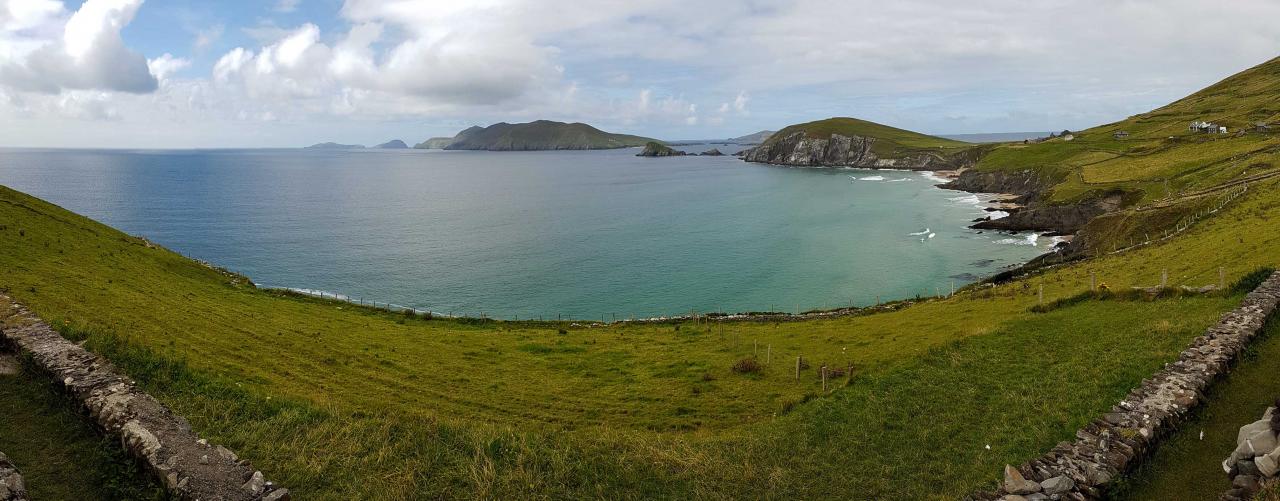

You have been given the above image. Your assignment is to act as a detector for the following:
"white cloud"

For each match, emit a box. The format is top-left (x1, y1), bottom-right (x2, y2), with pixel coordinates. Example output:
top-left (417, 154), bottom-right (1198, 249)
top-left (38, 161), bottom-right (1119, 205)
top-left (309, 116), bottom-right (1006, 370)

top-left (8, 0), bottom-right (1280, 146)
top-left (147, 53), bottom-right (190, 82)
top-left (275, 0), bottom-right (301, 13)
top-left (0, 0), bottom-right (157, 94)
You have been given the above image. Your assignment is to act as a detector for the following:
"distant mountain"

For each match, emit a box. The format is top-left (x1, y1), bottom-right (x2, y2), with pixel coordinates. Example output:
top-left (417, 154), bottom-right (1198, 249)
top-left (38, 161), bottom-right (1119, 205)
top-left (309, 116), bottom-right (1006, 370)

top-left (435, 121), bottom-right (658, 151)
top-left (728, 130), bottom-right (776, 144)
top-left (306, 142), bottom-right (365, 149)
top-left (374, 139), bottom-right (409, 149)
top-left (741, 117), bottom-right (971, 169)
top-left (413, 137), bottom-right (455, 149)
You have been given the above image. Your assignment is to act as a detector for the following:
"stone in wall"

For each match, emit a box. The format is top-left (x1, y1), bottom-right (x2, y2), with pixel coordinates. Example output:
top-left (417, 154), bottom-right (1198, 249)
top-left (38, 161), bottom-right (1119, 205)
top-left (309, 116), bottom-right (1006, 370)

top-left (0, 452), bottom-right (27, 501)
top-left (1221, 401), bottom-right (1280, 500)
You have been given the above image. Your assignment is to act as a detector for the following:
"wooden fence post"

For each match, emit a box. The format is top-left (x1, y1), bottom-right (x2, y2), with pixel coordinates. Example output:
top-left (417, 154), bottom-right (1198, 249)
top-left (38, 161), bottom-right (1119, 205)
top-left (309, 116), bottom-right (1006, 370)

top-left (821, 366), bottom-right (828, 392)
top-left (795, 356), bottom-right (801, 381)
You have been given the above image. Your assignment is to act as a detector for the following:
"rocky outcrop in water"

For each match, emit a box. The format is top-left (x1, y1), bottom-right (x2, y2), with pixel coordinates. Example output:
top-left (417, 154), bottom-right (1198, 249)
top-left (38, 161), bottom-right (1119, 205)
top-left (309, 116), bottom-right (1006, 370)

top-left (740, 131), bottom-right (964, 169)
top-left (636, 142), bottom-right (686, 157)
top-left (700, 148), bottom-right (724, 156)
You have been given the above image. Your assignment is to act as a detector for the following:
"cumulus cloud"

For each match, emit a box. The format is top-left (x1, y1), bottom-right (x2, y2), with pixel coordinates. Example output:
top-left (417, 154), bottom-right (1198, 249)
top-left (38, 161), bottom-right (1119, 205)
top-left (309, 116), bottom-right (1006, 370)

top-left (0, 0), bottom-right (157, 94)
top-left (8, 0), bottom-right (1280, 146)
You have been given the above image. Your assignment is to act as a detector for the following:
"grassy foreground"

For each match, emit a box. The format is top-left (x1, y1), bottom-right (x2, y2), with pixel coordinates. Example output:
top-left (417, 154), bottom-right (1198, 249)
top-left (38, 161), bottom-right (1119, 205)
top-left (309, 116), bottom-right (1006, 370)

top-left (1, 166), bottom-right (1278, 498)
top-left (0, 355), bottom-right (162, 500)
top-left (1113, 314), bottom-right (1280, 500)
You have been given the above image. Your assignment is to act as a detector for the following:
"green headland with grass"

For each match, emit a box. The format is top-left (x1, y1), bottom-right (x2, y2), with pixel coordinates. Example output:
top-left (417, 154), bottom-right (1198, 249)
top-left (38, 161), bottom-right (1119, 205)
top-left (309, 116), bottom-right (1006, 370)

top-left (2, 59), bottom-right (1280, 499)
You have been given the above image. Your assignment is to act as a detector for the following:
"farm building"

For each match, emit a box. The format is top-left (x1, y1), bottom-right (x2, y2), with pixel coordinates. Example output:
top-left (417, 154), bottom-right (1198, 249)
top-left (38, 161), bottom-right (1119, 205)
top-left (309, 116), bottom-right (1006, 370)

top-left (1113, 131), bottom-right (1130, 139)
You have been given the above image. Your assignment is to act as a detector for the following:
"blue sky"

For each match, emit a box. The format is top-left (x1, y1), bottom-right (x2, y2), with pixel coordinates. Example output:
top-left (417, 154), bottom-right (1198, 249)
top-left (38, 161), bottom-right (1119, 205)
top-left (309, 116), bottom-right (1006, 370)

top-left (2, 0), bottom-right (1279, 148)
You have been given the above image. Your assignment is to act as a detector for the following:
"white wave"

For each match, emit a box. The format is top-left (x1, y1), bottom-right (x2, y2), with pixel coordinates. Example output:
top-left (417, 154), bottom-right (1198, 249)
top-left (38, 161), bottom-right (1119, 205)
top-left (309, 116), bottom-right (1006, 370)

top-left (921, 171), bottom-right (951, 183)
top-left (928, 232), bottom-right (936, 239)
top-left (908, 228), bottom-right (930, 236)
top-left (995, 233), bottom-right (1040, 246)
top-left (987, 210), bottom-right (1009, 220)
top-left (860, 175), bottom-right (886, 181)
top-left (885, 177), bottom-right (912, 182)
top-left (948, 194), bottom-right (982, 206)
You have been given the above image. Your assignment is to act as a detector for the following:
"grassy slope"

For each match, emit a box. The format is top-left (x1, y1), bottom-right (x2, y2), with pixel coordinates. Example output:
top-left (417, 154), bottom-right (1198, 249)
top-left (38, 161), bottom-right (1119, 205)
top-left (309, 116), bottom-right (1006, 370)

top-left (1114, 316), bottom-right (1280, 500)
top-left (1, 166), bottom-right (1278, 498)
top-left (0, 356), bottom-right (163, 500)
top-left (974, 57), bottom-right (1280, 205)
top-left (443, 120), bottom-right (657, 150)
top-left (762, 117), bottom-right (969, 158)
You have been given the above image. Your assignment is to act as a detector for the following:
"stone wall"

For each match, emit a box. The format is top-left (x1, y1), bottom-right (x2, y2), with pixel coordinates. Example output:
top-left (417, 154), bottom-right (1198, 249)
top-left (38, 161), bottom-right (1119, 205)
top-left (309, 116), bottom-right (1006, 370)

top-left (1221, 402), bottom-right (1280, 500)
top-left (0, 296), bottom-right (288, 501)
top-left (968, 270), bottom-right (1280, 501)
top-left (0, 452), bottom-right (27, 501)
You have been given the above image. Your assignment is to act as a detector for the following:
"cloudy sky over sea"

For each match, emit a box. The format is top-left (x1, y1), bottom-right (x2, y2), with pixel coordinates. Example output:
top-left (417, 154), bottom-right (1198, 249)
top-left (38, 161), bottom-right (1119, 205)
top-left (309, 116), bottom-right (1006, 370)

top-left (2, 0), bottom-right (1279, 147)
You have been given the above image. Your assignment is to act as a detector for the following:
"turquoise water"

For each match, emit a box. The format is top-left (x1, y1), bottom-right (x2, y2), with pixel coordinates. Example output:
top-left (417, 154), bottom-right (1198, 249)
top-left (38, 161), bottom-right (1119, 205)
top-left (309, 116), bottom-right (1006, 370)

top-left (0, 147), bottom-right (1053, 319)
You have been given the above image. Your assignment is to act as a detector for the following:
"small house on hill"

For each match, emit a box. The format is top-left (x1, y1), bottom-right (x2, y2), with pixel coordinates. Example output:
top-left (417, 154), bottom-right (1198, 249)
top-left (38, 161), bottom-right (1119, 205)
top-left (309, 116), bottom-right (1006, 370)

top-left (1113, 131), bottom-right (1130, 140)
top-left (1190, 120), bottom-right (1219, 133)
top-left (1256, 122), bottom-right (1272, 133)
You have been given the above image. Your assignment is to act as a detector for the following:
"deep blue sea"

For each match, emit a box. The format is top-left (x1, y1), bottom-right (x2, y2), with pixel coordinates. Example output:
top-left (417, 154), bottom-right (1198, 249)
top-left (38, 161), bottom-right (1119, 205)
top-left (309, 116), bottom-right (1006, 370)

top-left (0, 146), bottom-right (1054, 319)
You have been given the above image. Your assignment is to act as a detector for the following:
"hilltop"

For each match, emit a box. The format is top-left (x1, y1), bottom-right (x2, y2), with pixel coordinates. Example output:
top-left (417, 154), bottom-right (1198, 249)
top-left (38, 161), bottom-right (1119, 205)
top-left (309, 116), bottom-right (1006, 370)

top-left (374, 139), bottom-right (408, 149)
top-left (420, 120), bottom-right (658, 151)
top-left (741, 117), bottom-right (973, 169)
top-left (413, 137), bottom-right (454, 149)
top-left (728, 130), bottom-right (776, 144)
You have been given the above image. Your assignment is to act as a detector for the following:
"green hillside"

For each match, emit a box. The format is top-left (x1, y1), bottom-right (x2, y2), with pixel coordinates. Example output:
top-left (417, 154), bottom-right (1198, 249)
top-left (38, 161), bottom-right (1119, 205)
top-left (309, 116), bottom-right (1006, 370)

top-left (440, 120), bottom-right (658, 151)
top-left (973, 57), bottom-right (1280, 206)
top-left (763, 116), bottom-right (969, 157)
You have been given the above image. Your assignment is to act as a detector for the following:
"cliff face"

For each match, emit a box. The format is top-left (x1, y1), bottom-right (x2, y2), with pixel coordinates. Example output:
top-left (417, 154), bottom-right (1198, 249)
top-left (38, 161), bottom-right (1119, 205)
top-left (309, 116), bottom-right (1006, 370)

top-left (741, 131), bottom-right (965, 170)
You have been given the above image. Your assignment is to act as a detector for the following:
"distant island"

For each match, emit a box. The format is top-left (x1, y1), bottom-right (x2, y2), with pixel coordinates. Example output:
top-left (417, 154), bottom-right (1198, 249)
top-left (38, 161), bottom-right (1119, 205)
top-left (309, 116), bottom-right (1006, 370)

top-left (636, 142), bottom-right (686, 157)
top-left (637, 142), bottom-right (729, 157)
top-left (305, 142), bottom-right (365, 150)
top-left (728, 130), bottom-right (776, 144)
top-left (414, 137), bottom-right (455, 149)
top-left (374, 139), bottom-right (408, 149)
top-left (740, 117), bottom-right (972, 170)
top-left (413, 120), bottom-right (658, 151)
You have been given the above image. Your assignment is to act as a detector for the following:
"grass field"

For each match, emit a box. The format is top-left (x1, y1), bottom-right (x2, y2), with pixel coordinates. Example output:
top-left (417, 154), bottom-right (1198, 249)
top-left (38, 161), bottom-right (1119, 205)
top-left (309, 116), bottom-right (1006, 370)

top-left (1, 167), bottom-right (1278, 498)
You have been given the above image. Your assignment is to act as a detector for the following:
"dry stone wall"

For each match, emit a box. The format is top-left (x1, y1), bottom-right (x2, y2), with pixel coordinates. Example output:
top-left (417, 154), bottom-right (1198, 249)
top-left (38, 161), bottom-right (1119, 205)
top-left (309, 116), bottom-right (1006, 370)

top-left (968, 270), bottom-right (1280, 501)
top-left (0, 296), bottom-right (288, 501)
top-left (0, 452), bottom-right (27, 501)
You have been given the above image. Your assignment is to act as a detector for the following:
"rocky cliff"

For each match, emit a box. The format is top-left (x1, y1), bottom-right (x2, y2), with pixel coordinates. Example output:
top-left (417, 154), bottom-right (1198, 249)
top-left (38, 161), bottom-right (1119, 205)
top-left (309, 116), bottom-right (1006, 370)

top-left (741, 131), bottom-right (967, 170)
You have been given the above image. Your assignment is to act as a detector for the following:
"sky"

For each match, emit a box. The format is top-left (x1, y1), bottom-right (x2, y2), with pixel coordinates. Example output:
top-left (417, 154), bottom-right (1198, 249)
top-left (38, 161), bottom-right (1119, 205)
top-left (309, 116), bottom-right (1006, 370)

top-left (1, 0), bottom-right (1278, 148)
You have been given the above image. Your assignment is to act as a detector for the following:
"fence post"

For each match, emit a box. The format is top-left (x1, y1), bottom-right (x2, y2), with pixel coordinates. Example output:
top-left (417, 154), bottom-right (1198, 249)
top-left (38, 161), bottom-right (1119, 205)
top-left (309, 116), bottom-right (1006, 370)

top-left (821, 366), bottom-right (828, 392)
top-left (767, 345), bottom-right (771, 364)
top-left (795, 356), bottom-right (801, 380)
top-left (1038, 284), bottom-right (1044, 305)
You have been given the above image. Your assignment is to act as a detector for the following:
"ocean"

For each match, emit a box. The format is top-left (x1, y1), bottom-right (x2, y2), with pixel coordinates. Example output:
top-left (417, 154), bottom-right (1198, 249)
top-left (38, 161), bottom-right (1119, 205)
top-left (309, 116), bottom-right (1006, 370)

top-left (0, 146), bottom-right (1053, 319)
